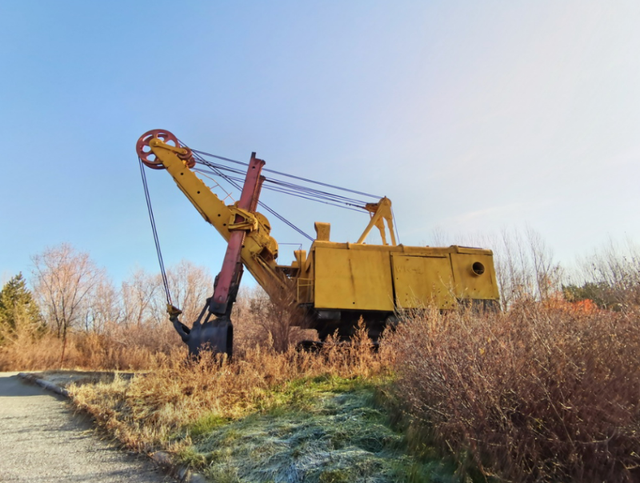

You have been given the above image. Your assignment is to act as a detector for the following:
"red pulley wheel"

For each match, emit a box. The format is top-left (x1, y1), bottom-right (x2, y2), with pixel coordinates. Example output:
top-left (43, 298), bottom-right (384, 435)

top-left (136, 129), bottom-right (180, 170)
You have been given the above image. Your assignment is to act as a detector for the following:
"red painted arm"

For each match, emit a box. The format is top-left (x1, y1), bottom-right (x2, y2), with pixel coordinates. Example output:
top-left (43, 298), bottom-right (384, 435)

top-left (209, 153), bottom-right (265, 315)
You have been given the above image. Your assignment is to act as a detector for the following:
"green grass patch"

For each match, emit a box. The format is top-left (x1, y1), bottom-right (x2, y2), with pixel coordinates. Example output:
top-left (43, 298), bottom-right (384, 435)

top-left (189, 413), bottom-right (231, 438)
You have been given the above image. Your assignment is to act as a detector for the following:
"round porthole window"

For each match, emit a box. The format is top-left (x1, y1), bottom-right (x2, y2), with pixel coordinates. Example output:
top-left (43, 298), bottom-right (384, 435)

top-left (472, 262), bottom-right (485, 276)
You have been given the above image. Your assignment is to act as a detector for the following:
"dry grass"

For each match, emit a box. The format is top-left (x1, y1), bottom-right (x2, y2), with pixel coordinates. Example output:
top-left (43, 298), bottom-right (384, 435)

top-left (0, 322), bottom-right (181, 371)
top-left (69, 323), bottom-right (387, 453)
top-left (387, 300), bottom-right (640, 482)
top-left (0, 287), bottom-right (310, 372)
top-left (9, 289), bottom-right (640, 482)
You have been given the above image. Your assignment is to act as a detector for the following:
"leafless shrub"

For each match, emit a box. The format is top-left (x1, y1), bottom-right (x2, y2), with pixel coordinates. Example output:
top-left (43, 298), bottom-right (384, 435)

top-left (0, 321), bottom-right (183, 371)
top-left (233, 285), bottom-right (310, 354)
top-left (388, 301), bottom-right (640, 481)
top-left (433, 227), bottom-right (562, 309)
top-left (0, 263), bottom-right (312, 371)
top-left (1, 256), bottom-right (210, 371)
top-left (573, 239), bottom-right (640, 309)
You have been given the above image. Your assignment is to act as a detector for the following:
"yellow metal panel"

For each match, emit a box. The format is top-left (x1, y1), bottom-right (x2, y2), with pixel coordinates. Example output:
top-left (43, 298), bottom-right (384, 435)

top-left (314, 247), bottom-right (394, 311)
top-left (450, 253), bottom-right (500, 299)
top-left (391, 254), bottom-right (456, 309)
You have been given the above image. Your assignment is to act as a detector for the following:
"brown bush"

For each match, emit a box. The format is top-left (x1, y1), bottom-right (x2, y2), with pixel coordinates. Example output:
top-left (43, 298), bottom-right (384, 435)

top-left (70, 322), bottom-right (388, 452)
top-left (0, 322), bottom-right (183, 371)
top-left (388, 302), bottom-right (640, 481)
top-left (0, 282), bottom-right (311, 371)
top-left (233, 286), bottom-right (314, 354)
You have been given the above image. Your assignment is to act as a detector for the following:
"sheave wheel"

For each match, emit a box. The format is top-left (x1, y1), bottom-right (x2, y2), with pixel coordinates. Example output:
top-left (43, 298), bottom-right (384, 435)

top-left (136, 129), bottom-right (180, 170)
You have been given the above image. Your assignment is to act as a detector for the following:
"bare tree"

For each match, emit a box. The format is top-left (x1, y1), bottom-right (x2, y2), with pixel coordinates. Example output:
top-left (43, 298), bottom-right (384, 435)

top-left (31, 243), bottom-right (105, 360)
top-left (163, 260), bottom-right (213, 325)
top-left (84, 277), bottom-right (120, 333)
top-left (120, 268), bottom-right (160, 327)
top-left (492, 228), bottom-right (561, 307)
top-left (114, 262), bottom-right (212, 350)
top-left (447, 228), bottom-right (562, 309)
top-left (527, 227), bottom-right (562, 300)
top-left (234, 285), bottom-right (303, 353)
top-left (129, 260), bottom-right (214, 328)
top-left (574, 238), bottom-right (640, 308)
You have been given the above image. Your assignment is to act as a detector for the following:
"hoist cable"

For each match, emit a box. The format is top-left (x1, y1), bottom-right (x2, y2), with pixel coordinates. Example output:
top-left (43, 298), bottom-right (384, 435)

top-left (193, 168), bottom-right (366, 212)
top-left (174, 141), bottom-right (397, 247)
top-left (192, 148), bottom-right (381, 199)
top-left (138, 157), bottom-right (172, 306)
top-left (191, 152), bottom-right (315, 241)
top-left (194, 159), bottom-right (368, 205)
top-left (187, 146), bottom-right (373, 209)
top-left (261, 175), bottom-right (368, 205)
top-left (260, 186), bottom-right (365, 212)
top-left (193, 160), bottom-right (369, 208)
top-left (258, 201), bottom-right (314, 241)
top-left (262, 179), bottom-right (367, 207)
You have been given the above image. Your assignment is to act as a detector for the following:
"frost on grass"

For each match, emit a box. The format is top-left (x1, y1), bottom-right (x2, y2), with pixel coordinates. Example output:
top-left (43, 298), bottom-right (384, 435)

top-left (68, 328), bottom-right (454, 482)
top-left (185, 381), bottom-right (451, 483)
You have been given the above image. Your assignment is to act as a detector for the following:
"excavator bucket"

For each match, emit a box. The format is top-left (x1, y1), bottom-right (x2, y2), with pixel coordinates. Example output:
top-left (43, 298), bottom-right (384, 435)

top-left (192, 318), bottom-right (233, 358)
top-left (172, 315), bottom-right (233, 359)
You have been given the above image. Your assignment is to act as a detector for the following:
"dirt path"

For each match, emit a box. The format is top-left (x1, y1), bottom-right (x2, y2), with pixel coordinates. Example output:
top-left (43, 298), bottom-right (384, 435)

top-left (0, 372), bottom-right (172, 482)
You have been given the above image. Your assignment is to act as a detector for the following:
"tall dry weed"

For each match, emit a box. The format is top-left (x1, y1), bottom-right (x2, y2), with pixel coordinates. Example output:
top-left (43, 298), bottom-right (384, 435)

top-left (0, 284), bottom-right (312, 371)
top-left (233, 286), bottom-right (312, 354)
top-left (0, 322), bottom-right (182, 371)
top-left (70, 322), bottom-right (388, 453)
top-left (388, 302), bottom-right (640, 481)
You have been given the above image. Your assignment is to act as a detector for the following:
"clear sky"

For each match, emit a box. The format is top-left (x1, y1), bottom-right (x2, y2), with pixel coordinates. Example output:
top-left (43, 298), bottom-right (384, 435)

top-left (1, 1), bottom-right (639, 286)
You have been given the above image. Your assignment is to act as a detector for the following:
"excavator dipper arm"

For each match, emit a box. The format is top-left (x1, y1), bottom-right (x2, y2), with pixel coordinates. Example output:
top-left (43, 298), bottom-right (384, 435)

top-left (210, 153), bottom-right (265, 315)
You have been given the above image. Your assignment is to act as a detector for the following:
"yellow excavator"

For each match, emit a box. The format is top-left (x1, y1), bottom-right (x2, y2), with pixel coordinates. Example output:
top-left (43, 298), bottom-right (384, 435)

top-left (136, 129), bottom-right (500, 356)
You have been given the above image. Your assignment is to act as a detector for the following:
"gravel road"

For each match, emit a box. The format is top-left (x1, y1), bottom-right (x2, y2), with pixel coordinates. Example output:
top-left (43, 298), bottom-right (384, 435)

top-left (0, 372), bottom-right (173, 482)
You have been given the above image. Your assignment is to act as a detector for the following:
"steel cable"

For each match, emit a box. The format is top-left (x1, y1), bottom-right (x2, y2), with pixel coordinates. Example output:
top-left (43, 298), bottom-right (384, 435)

top-left (192, 152), bottom-right (315, 241)
top-left (185, 144), bottom-right (393, 243)
top-left (193, 159), bottom-right (370, 208)
top-left (192, 148), bottom-right (381, 199)
top-left (138, 157), bottom-right (172, 306)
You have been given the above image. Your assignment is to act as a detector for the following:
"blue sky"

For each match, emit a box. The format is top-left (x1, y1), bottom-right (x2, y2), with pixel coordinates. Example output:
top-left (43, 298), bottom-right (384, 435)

top-left (1, 1), bottom-right (639, 286)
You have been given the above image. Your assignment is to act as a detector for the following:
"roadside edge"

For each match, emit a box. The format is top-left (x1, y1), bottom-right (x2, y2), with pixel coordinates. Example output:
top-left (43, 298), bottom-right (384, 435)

top-left (16, 372), bottom-right (207, 483)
